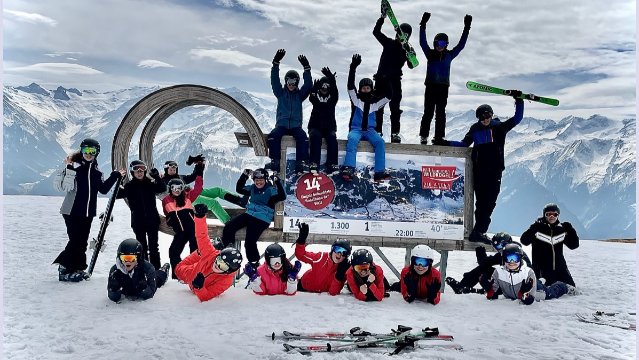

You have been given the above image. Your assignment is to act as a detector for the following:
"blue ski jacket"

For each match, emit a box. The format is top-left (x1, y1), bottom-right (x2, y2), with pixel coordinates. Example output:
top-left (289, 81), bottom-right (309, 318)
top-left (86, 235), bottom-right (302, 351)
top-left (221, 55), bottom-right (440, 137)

top-left (419, 25), bottom-right (469, 86)
top-left (271, 64), bottom-right (312, 129)
top-left (236, 173), bottom-right (286, 224)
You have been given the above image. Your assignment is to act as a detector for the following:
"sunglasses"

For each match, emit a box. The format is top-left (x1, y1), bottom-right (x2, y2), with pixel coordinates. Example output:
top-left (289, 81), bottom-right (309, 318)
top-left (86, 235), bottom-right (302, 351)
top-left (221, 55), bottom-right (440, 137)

top-left (170, 184), bottom-right (184, 192)
top-left (435, 40), bottom-right (448, 47)
top-left (215, 256), bottom-right (230, 272)
top-left (331, 245), bottom-right (348, 256)
top-left (505, 253), bottom-right (521, 264)
top-left (354, 264), bottom-right (370, 273)
top-left (131, 165), bottom-right (147, 172)
top-left (269, 257), bottom-right (282, 267)
top-left (119, 254), bottom-right (137, 262)
top-left (413, 257), bottom-right (431, 267)
top-left (545, 212), bottom-right (559, 217)
top-left (81, 146), bottom-right (98, 156)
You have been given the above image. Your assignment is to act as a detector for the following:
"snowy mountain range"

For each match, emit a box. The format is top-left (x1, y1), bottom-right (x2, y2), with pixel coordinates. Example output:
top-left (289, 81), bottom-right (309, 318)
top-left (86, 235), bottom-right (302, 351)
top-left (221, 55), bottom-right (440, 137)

top-left (3, 83), bottom-right (635, 239)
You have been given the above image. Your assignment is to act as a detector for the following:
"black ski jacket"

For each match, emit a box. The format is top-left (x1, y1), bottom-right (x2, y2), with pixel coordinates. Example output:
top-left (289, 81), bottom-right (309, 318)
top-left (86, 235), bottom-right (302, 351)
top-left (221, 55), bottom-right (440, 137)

top-left (373, 17), bottom-right (407, 79)
top-left (308, 78), bottom-right (338, 133)
top-left (117, 173), bottom-right (166, 229)
top-left (107, 260), bottom-right (159, 302)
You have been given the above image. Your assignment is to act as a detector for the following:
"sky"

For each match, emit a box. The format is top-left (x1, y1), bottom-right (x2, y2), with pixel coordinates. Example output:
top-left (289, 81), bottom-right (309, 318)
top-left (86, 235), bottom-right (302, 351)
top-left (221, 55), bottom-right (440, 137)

top-left (2, 0), bottom-right (636, 121)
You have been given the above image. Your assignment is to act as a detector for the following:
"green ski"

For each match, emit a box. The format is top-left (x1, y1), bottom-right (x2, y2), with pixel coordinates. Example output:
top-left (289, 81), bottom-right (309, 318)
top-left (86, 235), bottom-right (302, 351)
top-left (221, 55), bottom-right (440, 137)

top-left (381, 0), bottom-right (419, 69)
top-left (466, 81), bottom-right (559, 106)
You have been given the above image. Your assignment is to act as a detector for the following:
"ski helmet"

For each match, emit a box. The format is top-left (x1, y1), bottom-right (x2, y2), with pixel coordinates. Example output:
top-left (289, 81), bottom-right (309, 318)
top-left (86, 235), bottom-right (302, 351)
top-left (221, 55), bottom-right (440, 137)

top-left (252, 168), bottom-right (267, 180)
top-left (318, 77), bottom-right (331, 92)
top-left (359, 78), bottom-right (374, 91)
top-left (331, 239), bottom-right (352, 257)
top-left (410, 244), bottom-right (434, 263)
top-left (285, 70), bottom-right (300, 87)
top-left (543, 203), bottom-right (560, 216)
top-left (475, 104), bottom-right (493, 119)
top-left (502, 243), bottom-right (524, 271)
top-left (216, 247), bottom-right (243, 274)
top-left (164, 160), bottom-right (178, 174)
top-left (167, 178), bottom-right (185, 192)
top-left (351, 249), bottom-right (373, 266)
top-left (399, 23), bottom-right (412, 38)
top-left (117, 238), bottom-right (143, 258)
top-left (264, 243), bottom-right (286, 268)
top-left (433, 33), bottom-right (449, 47)
top-left (491, 232), bottom-right (513, 251)
top-left (129, 160), bottom-right (147, 176)
top-left (80, 138), bottom-right (100, 156)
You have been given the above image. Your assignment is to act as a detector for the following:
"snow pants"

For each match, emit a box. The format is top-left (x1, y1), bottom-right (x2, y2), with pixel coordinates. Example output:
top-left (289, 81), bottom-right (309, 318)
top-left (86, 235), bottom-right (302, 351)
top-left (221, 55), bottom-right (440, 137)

top-left (374, 76), bottom-right (403, 135)
top-left (133, 224), bottom-right (160, 270)
top-left (473, 169), bottom-right (503, 234)
top-left (267, 126), bottom-right (309, 162)
top-left (193, 187), bottom-right (245, 224)
top-left (344, 129), bottom-right (386, 173)
top-left (536, 280), bottom-right (568, 300)
top-left (222, 213), bottom-right (270, 263)
top-left (308, 128), bottom-right (338, 167)
top-left (420, 83), bottom-right (449, 140)
top-left (168, 231), bottom-right (197, 279)
top-left (54, 214), bottom-right (94, 271)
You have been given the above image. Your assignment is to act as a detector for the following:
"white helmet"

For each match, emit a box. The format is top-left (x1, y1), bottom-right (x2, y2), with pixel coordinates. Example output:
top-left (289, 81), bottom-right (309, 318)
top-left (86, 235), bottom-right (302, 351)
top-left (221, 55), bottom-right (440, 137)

top-left (411, 244), bottom-right (434, 260)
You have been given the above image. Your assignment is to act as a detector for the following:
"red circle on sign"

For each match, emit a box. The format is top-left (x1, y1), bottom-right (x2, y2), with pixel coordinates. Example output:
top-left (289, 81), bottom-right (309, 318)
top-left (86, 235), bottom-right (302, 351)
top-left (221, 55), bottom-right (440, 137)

top-left (295, 172), bottom-right (336, 211)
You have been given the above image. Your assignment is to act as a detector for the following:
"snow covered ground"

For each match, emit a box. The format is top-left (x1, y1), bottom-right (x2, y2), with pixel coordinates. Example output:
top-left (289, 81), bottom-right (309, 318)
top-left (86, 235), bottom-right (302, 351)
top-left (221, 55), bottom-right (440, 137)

top-left (3, 195), bottom-right (636, 359)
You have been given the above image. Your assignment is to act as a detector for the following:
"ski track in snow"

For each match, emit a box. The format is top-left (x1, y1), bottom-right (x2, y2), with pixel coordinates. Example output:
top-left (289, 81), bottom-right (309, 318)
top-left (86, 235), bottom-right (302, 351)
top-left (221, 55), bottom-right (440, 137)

top-left (3, 195), bottom-right (636, 359)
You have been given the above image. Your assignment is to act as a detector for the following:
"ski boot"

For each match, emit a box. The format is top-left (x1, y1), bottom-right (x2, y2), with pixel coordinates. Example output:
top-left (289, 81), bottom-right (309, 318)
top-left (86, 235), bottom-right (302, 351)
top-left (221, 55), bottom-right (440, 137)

top-left (295, 160), bottom-right (309, 175)
top-left (420, 136), bottom-right (428, 145)
top-left (390, 133), bottom-right (401, 143)
top-left (264, 159), bottom-right (280, 173)
top-left (340, 166), bottom-right (355, 181)
top-left (325, 164), bottom-right (340, 176)
top-left (373, 171), bottom-right (392, 182)
top-left (469, 231), bottom-right (491, 245)
top-left (432, 138), bottom-right (450, 146)
top-left (58, 265), bottom-right (84, 282)
top-left (308, 162), bottom-right (319, 175)
top-left (445, 277), bottom-right (464, 294)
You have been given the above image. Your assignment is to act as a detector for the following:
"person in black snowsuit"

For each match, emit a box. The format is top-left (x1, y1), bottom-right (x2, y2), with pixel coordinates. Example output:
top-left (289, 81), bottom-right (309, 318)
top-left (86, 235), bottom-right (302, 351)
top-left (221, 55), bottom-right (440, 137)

top-left (418, 12), bottom-right (471, 145)
top-left (445, 232), bottom-right (531, 294)
top-left (53, 138), bottom-right (125, 282)
top-left (307, 67), bottom-right (339, 175)
top-left (520, 203), bottom-right (579, 287)
top-left (372, 9), bottom-right (412, 143)
top-left (447, 95), bottom-right (524, 243)
top-left (116, 160), bottom-right (167, 270)
top-left (161, 157), bottom-right (204, 190)
top-left (107, 239), bottom-right (170, 302)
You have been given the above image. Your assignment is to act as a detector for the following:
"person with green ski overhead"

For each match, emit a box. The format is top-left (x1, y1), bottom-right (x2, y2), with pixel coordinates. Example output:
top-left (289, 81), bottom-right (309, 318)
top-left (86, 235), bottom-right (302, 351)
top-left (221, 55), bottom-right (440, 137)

top-left (53, 138), bottom-right (125, 282)
top-left (341, 54), bottom-right (393, 182)
top-left (115, 160), bottom-right (166, 270)
top-left (445, 93), bottom-right (524, 244)
top-left (372, 5), bottom-right (412, 143)
top-left (418, 12), bottom-right (471, 145)
top-left (265, 49), bottom-right (313, 174)
top-left (307, 67), bottom-right (339, 175)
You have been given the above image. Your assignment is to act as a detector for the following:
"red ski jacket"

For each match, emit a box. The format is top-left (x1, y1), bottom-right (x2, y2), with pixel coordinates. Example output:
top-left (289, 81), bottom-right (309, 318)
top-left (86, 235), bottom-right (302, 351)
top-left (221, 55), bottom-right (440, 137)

top-left (399, 266), bottom-right (442, 305)
top-left (346, 264), bottom-right (385, 302)
top-left (295, 244), bottom-right (345, 295)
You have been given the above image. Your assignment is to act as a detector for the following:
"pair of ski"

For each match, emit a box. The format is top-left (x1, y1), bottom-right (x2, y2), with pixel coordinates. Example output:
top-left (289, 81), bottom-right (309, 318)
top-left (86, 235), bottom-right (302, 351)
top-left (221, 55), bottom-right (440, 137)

top-left (576, 311), bottom-right (636, 331)
top-left (274, 325), bottom-right (461, 354)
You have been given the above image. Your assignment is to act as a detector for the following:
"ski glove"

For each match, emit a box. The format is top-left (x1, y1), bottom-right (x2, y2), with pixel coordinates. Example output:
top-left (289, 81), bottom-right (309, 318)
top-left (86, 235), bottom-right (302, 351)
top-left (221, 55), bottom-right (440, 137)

top-left (464, 14), bottom-right (472, 29)
top-left (194, 203), bottom-right (209, 218)
top-left (244, 262), bottom-right (259, 281)
top-left (404, 274), bottom-right (418, 297)
top-left (321, 67), bottom-right (336, 83)
top-left (149, 167), bottom-right (160, 178)
top-left (350, 54), bottom-right (362, 69)
top-left (270, 174), bottom-right (279, 183)
top-left (296, 223), bottom-right (309, 245)
top-left (381, 1), bottom-right (389, 16)
top-left (426, 281), bottom-right (440, 304)
top-left (420, 12), bottom-right (431, 27)
top-left (479, 274), bottom-right (494, 291)
top-left (562, 222), bottom-right (574, 232)
top-left (335, 259), bottom-right (350, 281)
top-left (288, 261), bottom-right (302, 281)
top-left (192, 272), bottom-right (206, 289)
top-left (507, 89), bottom-right (523, 99)
top-left (194, 162), bottom-right (205, 176)
top-left (272, 49), bottom-right (286, 65)
top-left (519, 278), bottom-right (534, 294)
top-left (521, 292), bottom-right (535, 305)
top-left (298, 55), bottom-right (311, 71)
top-left (242, 168), bottom-right (252, 177)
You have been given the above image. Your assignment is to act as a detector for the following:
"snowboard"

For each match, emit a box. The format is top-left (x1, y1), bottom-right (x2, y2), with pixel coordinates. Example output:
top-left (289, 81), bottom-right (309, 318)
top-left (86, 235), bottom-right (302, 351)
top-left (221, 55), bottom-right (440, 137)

top-left (466, 81), bottom-right (560, 106)
top-left (576, 311), bottom-right (636, 331)
top-left (381, 0), bottom-right (419, 69)
top-left (86, 176), bottom-right (123, 276)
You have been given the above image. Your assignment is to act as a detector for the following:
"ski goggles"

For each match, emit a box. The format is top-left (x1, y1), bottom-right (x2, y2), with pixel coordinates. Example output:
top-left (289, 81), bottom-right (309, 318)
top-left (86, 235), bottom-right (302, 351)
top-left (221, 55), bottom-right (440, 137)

top-left (321, 82), bottom-right (330, 90)
top-left (435, 40), bottom-right (448, 48)
top-left (285, 78), bottom-right (299, 86)
top-left (131, 165), bottom-right (147, 172)
top-left (354, 264), bottom-right (370, 273)
top-left (164, 162), bottom-right (178, 169)
top-left (331, 245), bottom-right (349, 256)
top-left (413, 257), bottom-right (431, 267)
top-left (545, 212), bottom-right (559, 218)
top-left (81, 146), bottom-right (98, 156)
top-left (269, 257), bottom-right (282, 267)
top-left (170, 184), bottom-right (185, 192)
top-left (505, 253), bottom-right (522, 264)
top-left (119, 254), bottom-right (137, 262)
top-left (215, 256), bottom-right (230, 272)
top-left (494, 242), bottom-right (507, 251)
top-left (252, 170), bottom-right (266, 180)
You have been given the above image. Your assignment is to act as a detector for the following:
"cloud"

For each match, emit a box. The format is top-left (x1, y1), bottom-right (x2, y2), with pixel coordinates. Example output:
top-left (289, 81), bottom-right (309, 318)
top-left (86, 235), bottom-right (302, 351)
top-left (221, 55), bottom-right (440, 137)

top-left (198, 33), bottom-right (272, 47)
top-left (44, 52), bottom-right (82, 58)
top-left (7, 63), bottom-right (103, 75)
top-left (190, 48), bottom-right (271, 67)
top-left (138, 59), bottom-right (175, 68)
top-left (4, 9), bottom-right (57, 26)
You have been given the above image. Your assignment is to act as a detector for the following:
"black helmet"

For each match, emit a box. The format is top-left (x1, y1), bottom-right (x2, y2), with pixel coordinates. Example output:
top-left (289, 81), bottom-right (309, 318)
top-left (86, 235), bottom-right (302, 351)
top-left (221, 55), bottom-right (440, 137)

top-left (167, 178), bottom-right (185, 192)
top-left (252, 168), bottom-right (267, 180)
top-left (285, 70), bottom-right (300, 86)
top-left (543, 203), bottom-right (560, 216)
top-left (164, 160), bottom-right (178, 174)
top-left (475, 104), bottom-right (493, 119)
top-left (351, 249), bottom-right (373, 266)
top-left (491, 232), bottom-right (513, 251)
top-left (80, 138), bottom-right (100, 156)
top-left (502, 243), bottom-right (524, 271)
top-left (399, 23), bottom-right (412, 38)
top-left (265, 243), bottom-right (285, 261)
top-left (216, 247), bottom-right (243, 274)
top-left (433, 33), bottom-right (449, 47)
top-left (359, 78), bottom-right (374, 91)
top-left (318, 77), bottom-right (331, 91)
top-left (129, 160), bottom-right (147, 176)
top-left (331, 239), bottom-right (352, 257)
top-left (117, 238), bottom-right (143, 258)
